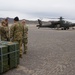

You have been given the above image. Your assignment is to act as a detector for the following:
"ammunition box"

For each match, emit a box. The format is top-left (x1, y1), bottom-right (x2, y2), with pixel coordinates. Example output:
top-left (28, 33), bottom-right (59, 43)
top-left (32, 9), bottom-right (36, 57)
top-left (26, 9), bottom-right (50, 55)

top-left (0, 41), bottom-right (19, 74)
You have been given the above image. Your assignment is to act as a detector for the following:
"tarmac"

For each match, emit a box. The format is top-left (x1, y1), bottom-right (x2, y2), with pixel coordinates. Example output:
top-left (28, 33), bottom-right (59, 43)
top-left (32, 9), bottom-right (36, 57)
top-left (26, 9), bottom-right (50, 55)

top-left (4, 25), bottom-right (75, 75)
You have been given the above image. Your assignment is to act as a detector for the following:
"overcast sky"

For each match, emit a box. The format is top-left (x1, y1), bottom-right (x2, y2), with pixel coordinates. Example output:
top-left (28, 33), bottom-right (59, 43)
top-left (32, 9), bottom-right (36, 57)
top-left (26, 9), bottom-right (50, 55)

top-left (0, 0), bottom-right (75, 20)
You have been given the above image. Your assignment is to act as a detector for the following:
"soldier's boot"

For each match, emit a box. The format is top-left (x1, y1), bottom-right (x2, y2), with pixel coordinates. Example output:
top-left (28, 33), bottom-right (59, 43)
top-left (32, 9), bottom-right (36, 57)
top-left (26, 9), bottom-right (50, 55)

top-left (20, 54), bottom-right (22, 58)
top-left (23, 51), bottom-right (27, 54)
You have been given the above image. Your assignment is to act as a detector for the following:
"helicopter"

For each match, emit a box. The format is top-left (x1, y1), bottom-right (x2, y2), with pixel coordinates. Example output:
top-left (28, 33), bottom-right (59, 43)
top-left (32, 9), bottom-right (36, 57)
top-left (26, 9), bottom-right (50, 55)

top-left (36, 16), bottom-right (75, 30)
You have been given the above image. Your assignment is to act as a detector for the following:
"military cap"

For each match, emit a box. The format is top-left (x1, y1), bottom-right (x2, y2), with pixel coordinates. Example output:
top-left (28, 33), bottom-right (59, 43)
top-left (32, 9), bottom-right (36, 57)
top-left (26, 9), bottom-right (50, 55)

top-left (14, 17), bottom-right (19, 21)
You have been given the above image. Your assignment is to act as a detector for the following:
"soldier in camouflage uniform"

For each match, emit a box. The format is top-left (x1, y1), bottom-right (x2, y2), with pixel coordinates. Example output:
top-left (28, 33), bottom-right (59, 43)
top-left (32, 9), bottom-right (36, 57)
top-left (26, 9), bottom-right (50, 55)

top-left (22, 19), bottom-right (28, 54)
top-left (10, 17), bottom-right (23, 58)
top-left (0, 20), bottom-right (9, 41)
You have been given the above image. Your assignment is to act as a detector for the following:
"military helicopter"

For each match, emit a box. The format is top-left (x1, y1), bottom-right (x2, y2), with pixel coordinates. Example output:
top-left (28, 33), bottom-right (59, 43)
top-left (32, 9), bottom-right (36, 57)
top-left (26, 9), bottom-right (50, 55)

top-left (36, 16), bottom-right (75, 30)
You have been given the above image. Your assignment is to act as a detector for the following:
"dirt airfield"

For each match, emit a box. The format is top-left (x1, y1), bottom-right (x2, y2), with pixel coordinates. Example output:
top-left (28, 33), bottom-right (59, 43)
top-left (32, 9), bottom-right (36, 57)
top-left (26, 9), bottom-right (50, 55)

top-left (4, 25), bottom-right (75, 75)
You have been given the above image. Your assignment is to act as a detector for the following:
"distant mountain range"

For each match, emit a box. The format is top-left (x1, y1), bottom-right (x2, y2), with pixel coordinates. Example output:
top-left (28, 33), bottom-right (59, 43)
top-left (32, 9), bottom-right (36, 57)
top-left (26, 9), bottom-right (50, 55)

top-left (0, 17), bottom-right (49, 25)
top-left (0, 17), bottom-right (13, 24)
top-left (0, 17), bottom-right (38, 24)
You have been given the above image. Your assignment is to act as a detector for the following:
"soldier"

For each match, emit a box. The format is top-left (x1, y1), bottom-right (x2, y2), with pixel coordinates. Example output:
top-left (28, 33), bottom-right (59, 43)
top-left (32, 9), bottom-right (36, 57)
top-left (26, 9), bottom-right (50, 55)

top-left (0, 20), bottom-right (9, 41)
top-left (22, 19), bottom-right (28, 54)
top-left (10, 17), bottom-right (23, 58)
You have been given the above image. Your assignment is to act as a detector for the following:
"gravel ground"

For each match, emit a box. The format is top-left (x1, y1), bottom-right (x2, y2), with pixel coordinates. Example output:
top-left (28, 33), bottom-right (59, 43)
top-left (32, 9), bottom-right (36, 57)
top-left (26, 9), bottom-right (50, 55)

top-left (4, 25), bottom-right (75, 75)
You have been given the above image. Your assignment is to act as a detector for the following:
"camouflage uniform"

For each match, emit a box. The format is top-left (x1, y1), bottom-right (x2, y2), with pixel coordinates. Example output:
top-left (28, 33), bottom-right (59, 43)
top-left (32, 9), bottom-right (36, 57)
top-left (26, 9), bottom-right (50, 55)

top-left (23, 25), bottom-right (28, 54)
top-left (10, 22), bottom-right (23, 57)
top-left (0, 20), bottom-right (9, 41)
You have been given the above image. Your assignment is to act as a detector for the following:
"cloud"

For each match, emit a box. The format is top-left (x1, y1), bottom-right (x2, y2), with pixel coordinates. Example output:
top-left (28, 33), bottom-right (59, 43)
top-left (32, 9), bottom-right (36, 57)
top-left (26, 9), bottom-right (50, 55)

top-left (0, 0), bottom-right (75, 20)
